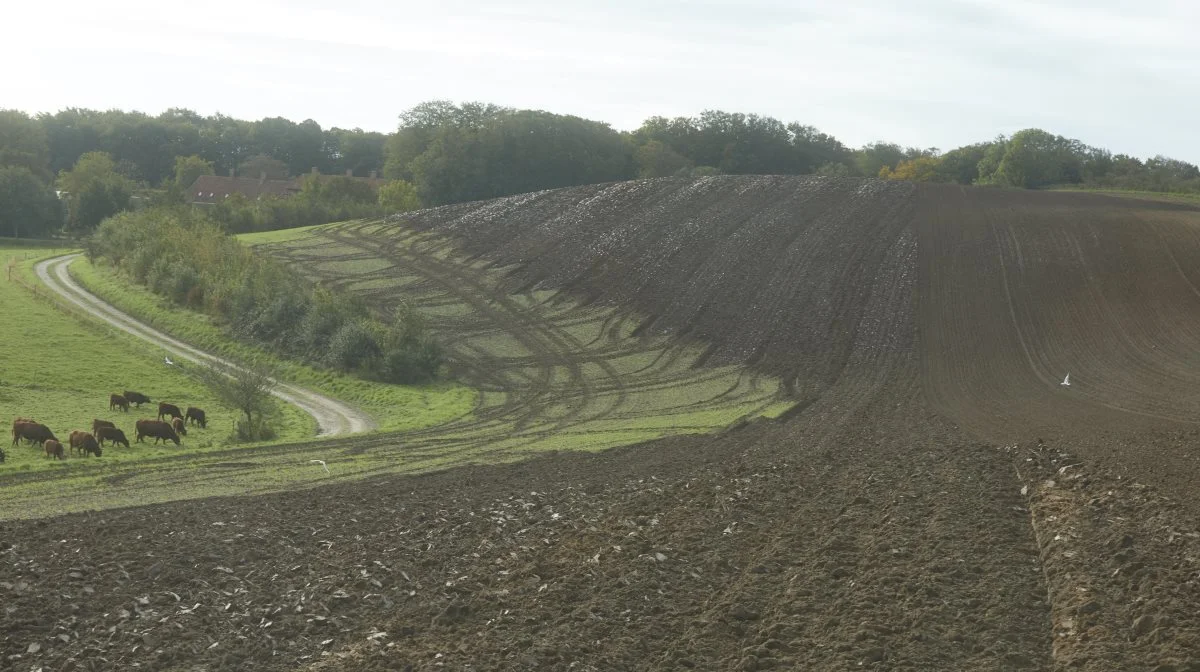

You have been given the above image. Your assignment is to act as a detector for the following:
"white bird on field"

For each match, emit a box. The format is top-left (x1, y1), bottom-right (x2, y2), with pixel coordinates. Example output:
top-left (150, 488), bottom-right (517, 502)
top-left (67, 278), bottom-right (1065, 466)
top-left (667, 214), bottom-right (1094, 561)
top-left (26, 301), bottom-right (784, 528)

top-left (164, 356), bottom-right (174, 366)
top-left (309, 459), bottom-right (330, 474)
top-left (1061, 373), bottom-right (1070, 387)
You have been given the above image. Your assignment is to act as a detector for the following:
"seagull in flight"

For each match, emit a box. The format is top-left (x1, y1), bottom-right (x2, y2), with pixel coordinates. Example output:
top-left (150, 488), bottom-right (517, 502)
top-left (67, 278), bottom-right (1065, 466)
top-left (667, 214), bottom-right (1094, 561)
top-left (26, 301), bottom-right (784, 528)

top-left (1061, 373), bottom-right (1070, 387)
top-left (309, 459), bottom-right (330, 474)
top-left (164, 356), bottom-right (174, 366)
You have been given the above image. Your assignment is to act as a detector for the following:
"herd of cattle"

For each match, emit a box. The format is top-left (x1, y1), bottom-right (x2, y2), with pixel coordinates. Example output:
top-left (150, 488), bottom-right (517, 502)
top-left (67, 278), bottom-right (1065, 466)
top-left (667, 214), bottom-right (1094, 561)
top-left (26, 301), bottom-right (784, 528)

top-left (1, 390), bottom-right (207, 464)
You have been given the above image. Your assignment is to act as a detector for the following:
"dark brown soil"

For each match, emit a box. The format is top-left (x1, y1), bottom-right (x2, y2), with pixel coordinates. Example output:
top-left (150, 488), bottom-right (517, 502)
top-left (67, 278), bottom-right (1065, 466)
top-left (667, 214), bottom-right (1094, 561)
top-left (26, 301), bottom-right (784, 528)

top-left (6, 177), bottom-right (1200, 671)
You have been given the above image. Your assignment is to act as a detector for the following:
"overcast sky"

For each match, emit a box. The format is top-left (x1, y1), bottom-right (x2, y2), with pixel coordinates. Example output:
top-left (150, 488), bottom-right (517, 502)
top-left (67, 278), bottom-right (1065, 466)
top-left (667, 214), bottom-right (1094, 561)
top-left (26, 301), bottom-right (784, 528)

top-left (6, 0), bottom-right (1199, 161)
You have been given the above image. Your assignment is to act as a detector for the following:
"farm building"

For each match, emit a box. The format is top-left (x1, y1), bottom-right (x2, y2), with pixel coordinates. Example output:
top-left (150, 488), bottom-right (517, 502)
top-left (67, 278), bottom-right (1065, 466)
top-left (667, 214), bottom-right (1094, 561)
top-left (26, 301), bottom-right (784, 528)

top-left (186, 168), bottom-right (386, 205)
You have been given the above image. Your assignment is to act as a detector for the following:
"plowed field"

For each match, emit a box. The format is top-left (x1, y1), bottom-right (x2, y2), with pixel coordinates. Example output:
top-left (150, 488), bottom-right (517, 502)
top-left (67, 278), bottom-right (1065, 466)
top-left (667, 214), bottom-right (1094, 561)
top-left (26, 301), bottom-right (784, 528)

top-left (5, 177), bottom-right (1200, 671)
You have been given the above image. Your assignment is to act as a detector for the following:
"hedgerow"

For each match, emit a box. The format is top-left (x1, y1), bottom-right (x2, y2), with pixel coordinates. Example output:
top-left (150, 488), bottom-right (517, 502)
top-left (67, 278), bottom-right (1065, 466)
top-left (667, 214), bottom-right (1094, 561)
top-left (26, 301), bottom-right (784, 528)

top-left (87, 206), bottom-right (442, 384)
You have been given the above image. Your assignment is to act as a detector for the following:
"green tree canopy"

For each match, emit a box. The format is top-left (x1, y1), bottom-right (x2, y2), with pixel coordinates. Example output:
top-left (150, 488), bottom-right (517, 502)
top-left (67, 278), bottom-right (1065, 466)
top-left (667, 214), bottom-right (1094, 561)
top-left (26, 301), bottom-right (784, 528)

top-left (383, 101), bottom-right (509, 181)
top-left (788, 124), bottom-right (852, 174)
top-left (982, 129), bottom-right (1086, 189)
top-left (329, 128), bottom-right (386, 177)
top-left (378, 179), bottom-right (422, 212)
top-left (247, 117), bottom-right (328, 176)
top-left (174, 154), bottom-right (215, 188)
top-left (634, 140), bottom-right (692, 178)
top-left (5, 102), bottom-right (1200, 211)
top-left (298, 175), bottom-right (377, 205)
top-left (0, 166), bottom-right (62, 238)
top-left (852, 142), bottom-right (918, 179)
top-left (237, 154), bottom-right (289, 180)
top-left (408, 109), bottom-right (631, 205)
top-left (0, 110), bottom-right (51, 180)
top-left (933, 142), bottom-right (998, 185)
top-left (57, 152), bottom-right (133, 233)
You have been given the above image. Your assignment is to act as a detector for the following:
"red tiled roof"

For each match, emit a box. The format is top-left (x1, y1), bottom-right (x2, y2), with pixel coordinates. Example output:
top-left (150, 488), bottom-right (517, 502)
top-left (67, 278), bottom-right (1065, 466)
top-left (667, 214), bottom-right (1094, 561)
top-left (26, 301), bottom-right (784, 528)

top-left (186, 175), bottom-right (297, 204)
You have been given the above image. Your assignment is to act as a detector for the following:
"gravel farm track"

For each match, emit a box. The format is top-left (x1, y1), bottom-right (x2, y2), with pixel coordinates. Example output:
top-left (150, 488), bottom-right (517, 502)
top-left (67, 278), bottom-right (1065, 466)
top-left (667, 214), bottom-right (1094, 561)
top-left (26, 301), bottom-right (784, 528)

top-left (35, 254), bottom-right (375, 437)
top-left (6, 176), bottom-right (1200, 670)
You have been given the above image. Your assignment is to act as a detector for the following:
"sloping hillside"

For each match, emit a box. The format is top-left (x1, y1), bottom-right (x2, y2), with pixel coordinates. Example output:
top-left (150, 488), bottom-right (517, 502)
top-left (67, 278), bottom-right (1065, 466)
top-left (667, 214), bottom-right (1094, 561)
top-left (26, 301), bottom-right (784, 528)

top-left (6, 177), bottom-right (1200, 671)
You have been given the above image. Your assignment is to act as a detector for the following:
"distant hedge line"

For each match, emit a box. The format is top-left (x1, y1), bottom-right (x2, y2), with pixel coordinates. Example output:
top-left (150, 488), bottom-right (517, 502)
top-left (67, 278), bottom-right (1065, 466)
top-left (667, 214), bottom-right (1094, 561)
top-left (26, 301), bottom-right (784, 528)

top-left (205, 192), bottom-right (383, 234)
top-left (87, 207), bottom-right (442, 384)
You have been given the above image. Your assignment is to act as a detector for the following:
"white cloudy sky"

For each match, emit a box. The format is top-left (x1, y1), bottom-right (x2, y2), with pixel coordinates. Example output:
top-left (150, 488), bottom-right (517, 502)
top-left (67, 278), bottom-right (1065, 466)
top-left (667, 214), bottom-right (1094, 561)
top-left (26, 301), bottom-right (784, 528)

top-left (5, 0), bottom-right (1199, 160)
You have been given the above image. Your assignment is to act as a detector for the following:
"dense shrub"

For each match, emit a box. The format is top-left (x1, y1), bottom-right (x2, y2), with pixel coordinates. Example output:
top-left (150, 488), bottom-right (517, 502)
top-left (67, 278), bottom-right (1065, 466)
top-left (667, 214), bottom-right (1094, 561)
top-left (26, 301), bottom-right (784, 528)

top-left (203, 175), bottom-right (390, 234)
top-left (88, 207), bottom-right (443, 383)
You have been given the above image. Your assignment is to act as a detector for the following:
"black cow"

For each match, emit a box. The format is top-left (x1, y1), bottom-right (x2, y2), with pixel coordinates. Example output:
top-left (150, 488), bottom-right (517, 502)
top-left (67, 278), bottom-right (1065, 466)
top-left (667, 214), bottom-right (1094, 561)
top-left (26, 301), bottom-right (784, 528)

top-left (123, 391), bottom-right (151, 408)
top-left (185, 406), bottom-right (207, 429)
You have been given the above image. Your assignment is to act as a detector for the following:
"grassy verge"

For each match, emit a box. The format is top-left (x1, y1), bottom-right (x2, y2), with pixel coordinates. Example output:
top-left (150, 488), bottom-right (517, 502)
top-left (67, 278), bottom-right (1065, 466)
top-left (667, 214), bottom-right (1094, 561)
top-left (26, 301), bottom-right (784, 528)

top-left (69, 257), bottom-right (477, 433)
top-left (237, 223), bottom-right (332, 246)
top-left (1049, 186), bottom-right (1200, 205)
top-left (0, 246), bottom-right (314, 477)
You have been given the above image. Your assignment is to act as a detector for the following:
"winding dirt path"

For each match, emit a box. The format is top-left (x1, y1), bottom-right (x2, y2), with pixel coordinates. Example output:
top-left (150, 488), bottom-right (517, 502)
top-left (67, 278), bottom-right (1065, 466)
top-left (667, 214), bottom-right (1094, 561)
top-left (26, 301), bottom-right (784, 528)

top-left (35, 253), bottom-right (375, 436)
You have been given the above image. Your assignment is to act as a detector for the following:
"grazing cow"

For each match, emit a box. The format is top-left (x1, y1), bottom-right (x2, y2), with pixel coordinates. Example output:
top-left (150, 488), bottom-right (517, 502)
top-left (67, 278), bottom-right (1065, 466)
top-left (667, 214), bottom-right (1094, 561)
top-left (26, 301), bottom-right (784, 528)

top-left (69, 430), bottom-right (85, 455)
top-left (95, 426), bottom-right (130, 448)
top-left (44, 439), bottom-right (64, 460)
top-left (185, 406), bottom-right (207, 429)
top-left (123, 391), bottom-right (151, 408)
top-left (13, 422), bottom-right (56, 447)
top-left (92, 419), bottom-right (116, 435)
top-left (11, 418), bottom-right (36, 444)
top-left (172, 417), bottom-right (187, 436)
top-left (69, 431), bottom-right (102, 457)
top-left (157, 402), bottom-right (183, 422)
top-left (136, 419), bottom-right (180, 446)
top-left (109, 394), bottom-right (129, 412)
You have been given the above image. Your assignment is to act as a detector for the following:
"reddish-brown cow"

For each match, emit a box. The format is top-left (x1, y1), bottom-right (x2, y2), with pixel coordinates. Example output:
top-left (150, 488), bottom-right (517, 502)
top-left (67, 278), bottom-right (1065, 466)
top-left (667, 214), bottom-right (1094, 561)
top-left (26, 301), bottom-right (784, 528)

top-left (92, 419), bottom-right (115, 435)
top-left (157, 403), bottom-right (183, 422)
top-left (13, 422), bottom-right (56, 447)
top-left (44, 439), bottom-right (64, 460)
top-left (69, 430), bottom-right (86, 455)
top-left (69, 431), bottom-right (102, 457)
top-left (95, 426), bottom-right (130, 448)
top-left (109, 394), bottom-right (130, 412)
top-left (12, 418), bottom-right (37, 436)
top-left (171, 417), bottom-right (187, 436)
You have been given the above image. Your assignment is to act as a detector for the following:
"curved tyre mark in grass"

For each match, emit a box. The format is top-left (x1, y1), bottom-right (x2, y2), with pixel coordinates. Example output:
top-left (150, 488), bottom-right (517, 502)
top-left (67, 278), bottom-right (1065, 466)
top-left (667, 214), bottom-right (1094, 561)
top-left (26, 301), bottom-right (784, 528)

top-left (1, 236), bottom-right (788, 520)
top-left (36, 253), bottom-right (375, 437)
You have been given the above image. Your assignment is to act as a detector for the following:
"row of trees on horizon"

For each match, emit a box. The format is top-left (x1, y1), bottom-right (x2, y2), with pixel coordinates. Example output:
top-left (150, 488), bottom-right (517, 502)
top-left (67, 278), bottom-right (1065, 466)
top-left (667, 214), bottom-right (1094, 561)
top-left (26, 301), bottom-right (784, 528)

top-left (3, 103), bottom-right (1198, 238)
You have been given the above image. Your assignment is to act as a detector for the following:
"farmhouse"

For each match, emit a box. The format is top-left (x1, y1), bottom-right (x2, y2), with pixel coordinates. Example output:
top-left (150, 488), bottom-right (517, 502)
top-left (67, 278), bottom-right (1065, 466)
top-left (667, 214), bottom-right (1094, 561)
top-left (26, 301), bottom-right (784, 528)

top-left (186, 168), bottom-right (386, 205)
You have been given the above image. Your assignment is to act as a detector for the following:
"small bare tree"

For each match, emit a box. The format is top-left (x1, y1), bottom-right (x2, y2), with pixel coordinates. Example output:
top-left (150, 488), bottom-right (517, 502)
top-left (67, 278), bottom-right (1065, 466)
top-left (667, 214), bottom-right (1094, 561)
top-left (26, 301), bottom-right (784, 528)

top-left (191, 360), bottom-right (278, 441)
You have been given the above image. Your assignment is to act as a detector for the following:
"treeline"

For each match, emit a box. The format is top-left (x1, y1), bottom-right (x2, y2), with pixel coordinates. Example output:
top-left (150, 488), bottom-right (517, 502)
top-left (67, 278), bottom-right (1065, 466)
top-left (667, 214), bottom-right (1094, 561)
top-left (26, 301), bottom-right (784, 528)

top-left (87, 207), bottom-right (443, 384)
top-left (34, 108), bottom-right (386, 184)
top-left (4, 104), bottom-right (1200, 239)
top-left (381, 104), bottom-right (1200, 203)
top-left (878, 129), bottom-right (1200, 191)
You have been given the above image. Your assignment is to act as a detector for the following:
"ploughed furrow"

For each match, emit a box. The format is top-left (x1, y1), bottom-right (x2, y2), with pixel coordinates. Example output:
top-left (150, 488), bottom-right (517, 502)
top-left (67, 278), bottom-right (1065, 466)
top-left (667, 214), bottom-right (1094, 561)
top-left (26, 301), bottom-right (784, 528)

top-left (17, 177), bottom-right (1200, 671)
top-left (916, 185), bottom-right (1200, 506)
top-left (390, 177), bottom-right (919, 383)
